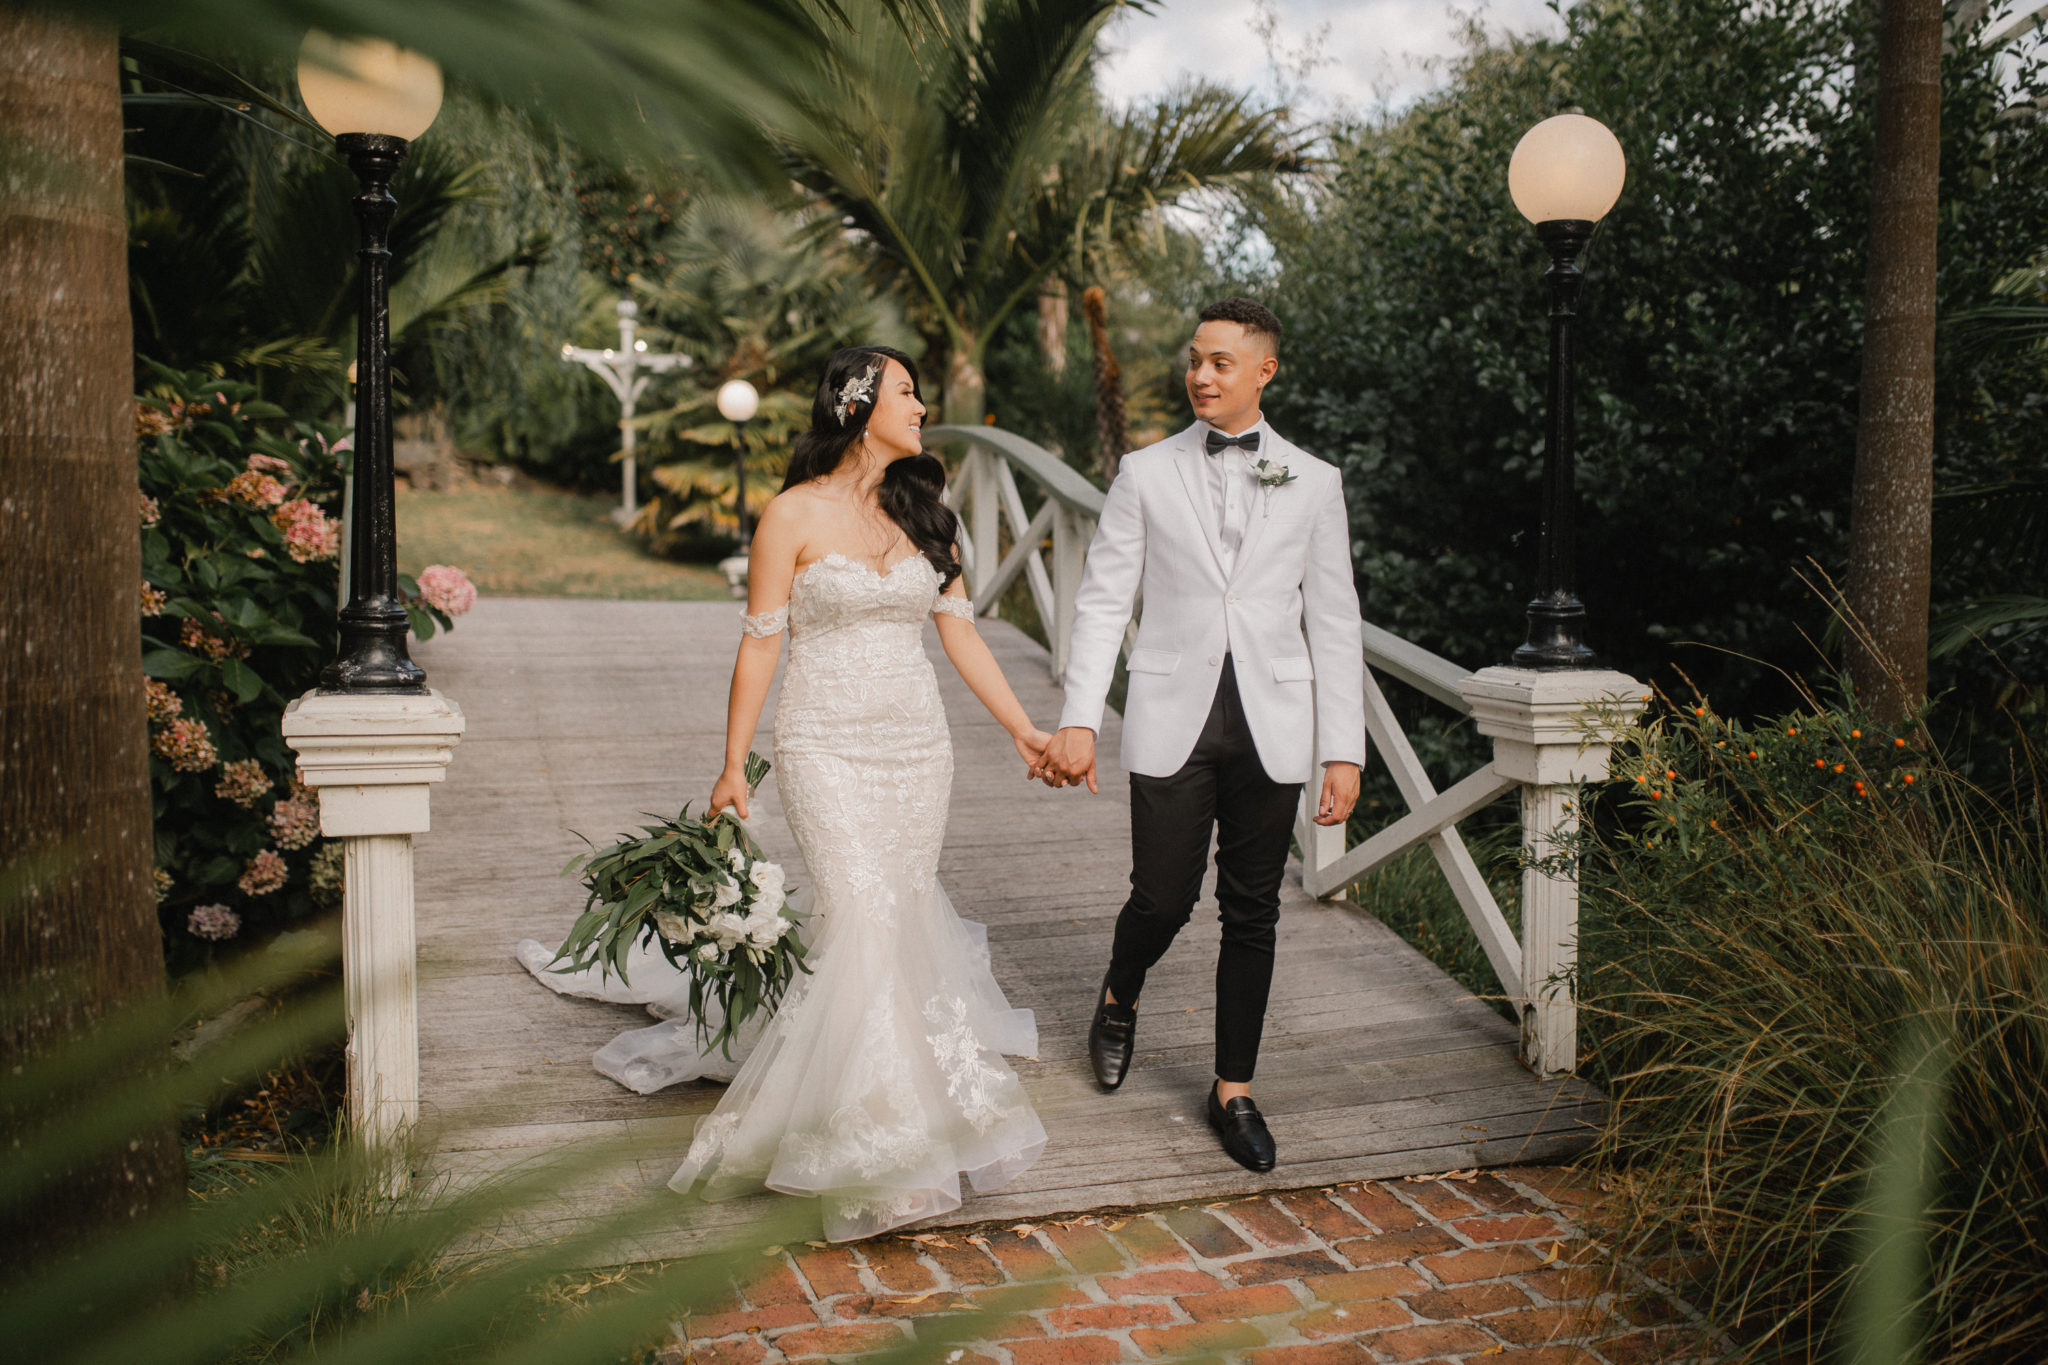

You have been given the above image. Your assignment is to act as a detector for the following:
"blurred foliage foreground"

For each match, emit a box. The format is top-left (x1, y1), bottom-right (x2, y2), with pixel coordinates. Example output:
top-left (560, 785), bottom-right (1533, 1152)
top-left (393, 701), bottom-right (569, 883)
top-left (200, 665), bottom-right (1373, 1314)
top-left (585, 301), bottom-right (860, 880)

top-left (0, 928), bottom-right (1058, 1365)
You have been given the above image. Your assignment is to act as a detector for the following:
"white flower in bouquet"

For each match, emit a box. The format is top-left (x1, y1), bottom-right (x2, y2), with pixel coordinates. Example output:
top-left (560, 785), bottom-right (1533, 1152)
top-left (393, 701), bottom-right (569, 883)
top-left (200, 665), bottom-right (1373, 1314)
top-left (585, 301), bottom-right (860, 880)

top-left (652, 910), bottom-right (694, 944)
top-left (710, 910), bottom-right (751, 949)
top-left (695, 942), bottom-right (719, 962)
top-left (728, 848), bottom-right (747, 872)
top-left (749, 859), bottom-right (785, 894)
top-left (745, 913), bottom-right (788, 949)
top-left (752, 882), bottom-right (787, 916)
top-left (712, 876), bottom-right (744, 908)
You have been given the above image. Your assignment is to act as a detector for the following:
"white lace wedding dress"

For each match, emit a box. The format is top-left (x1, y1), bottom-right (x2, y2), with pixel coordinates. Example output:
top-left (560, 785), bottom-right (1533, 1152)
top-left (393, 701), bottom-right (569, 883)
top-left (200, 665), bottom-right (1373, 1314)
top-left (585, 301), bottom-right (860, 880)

top-left (517, 551), bottom-right (1045, 1242)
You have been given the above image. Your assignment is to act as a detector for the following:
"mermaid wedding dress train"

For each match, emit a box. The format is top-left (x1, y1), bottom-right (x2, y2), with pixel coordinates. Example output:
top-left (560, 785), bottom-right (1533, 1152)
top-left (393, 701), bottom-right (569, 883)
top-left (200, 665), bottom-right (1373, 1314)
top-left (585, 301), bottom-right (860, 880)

top-left (517, 551), bottom-right (1045, 1241)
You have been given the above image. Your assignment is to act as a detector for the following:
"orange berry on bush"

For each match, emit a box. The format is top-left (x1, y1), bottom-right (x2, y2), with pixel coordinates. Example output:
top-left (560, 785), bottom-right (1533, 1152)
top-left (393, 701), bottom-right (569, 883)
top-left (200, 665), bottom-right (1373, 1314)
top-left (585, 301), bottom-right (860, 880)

top-left (1833, 763), bottom-right (1845, 773)
top-left (1851, 729), bottom-right (1862, 739)
top-left (1904, 773), bottom-right (1916, 785)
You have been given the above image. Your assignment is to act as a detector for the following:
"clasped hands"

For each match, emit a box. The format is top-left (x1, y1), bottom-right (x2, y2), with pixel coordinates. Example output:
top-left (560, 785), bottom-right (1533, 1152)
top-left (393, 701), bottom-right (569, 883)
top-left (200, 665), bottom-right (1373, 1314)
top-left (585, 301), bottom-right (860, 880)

top-left (1021, 726), bottom-right (1362, 826)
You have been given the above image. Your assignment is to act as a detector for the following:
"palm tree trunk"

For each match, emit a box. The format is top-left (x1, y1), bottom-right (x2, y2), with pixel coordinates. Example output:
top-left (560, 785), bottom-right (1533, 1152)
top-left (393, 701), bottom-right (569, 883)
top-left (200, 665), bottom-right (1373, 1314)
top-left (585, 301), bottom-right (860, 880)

top-left (944, 331), bottom-right (987, 425)
top-left (0, 9), bottom-right (182, 1274)
top-left (1036, 279), bottom-right (1069, 373)
top-left (1844, 0), bottom-right (1942, 723)
top-left (1082, 286), bottom-right (1128, 484)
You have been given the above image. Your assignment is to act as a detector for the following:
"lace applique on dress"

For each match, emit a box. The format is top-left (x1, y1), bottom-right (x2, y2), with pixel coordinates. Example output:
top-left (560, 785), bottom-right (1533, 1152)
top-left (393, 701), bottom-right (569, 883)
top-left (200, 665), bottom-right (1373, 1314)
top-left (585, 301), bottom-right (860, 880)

top-left (932, 594), bottom-right (975, 621)
top-left (741, 604), bottom-right (789, 638)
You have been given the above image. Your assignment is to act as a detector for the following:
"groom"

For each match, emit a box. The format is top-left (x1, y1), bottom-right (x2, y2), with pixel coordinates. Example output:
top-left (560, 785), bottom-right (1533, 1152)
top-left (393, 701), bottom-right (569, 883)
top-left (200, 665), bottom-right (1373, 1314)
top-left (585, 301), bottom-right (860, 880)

top-left (1041, 298), bottom-right (1365, 1172)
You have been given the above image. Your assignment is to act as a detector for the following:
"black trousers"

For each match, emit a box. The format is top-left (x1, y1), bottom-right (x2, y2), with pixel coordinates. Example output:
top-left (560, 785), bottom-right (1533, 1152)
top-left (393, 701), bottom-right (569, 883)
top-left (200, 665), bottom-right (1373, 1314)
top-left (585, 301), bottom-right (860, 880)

top-left (1105, 656), bottom-right (1303, 1083)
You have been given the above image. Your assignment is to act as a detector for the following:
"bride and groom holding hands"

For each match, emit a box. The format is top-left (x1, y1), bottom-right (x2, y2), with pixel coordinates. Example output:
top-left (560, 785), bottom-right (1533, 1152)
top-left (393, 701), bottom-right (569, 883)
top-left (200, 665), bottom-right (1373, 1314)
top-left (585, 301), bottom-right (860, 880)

top-left (523, 296), bottom-right (1365, 1242)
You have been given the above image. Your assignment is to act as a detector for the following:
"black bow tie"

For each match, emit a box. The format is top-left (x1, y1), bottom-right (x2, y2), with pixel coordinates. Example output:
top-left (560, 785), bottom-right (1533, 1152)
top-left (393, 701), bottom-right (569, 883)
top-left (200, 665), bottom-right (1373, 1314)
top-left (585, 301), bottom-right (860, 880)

top-left (1204, 429), bottom-right (1260, 455)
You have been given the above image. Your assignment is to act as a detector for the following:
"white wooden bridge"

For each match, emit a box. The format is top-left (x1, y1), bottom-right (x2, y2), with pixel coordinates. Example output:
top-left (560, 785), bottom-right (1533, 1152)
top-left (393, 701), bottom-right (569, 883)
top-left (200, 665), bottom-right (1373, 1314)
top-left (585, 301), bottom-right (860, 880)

top-left (392, 427), bottom-right (1638, 1260)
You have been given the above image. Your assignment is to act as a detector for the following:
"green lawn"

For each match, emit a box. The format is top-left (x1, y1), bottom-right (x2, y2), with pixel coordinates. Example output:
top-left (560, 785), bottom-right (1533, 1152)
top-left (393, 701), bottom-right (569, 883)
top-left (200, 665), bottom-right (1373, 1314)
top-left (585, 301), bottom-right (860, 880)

top-left (396, 481), bottom-right (731, 601)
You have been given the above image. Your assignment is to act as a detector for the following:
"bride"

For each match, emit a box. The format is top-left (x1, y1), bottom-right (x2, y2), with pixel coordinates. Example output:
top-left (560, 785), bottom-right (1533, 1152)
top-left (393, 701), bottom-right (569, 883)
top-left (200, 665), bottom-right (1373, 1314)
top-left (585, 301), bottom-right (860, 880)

top-left (520, 346), bottom-right (1051, 1241)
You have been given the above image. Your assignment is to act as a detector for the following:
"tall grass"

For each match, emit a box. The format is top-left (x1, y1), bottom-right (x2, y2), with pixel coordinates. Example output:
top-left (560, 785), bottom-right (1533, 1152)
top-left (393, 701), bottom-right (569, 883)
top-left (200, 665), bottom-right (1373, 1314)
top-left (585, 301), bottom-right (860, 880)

top-left (1577, 696), bottom-right (2048, 1362)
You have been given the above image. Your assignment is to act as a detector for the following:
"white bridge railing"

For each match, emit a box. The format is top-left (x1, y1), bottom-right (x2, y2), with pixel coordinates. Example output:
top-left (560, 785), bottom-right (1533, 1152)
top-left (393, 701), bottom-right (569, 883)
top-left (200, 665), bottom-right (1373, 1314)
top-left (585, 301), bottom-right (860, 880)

top-left (928, 425), bottom-right (1645, 1077)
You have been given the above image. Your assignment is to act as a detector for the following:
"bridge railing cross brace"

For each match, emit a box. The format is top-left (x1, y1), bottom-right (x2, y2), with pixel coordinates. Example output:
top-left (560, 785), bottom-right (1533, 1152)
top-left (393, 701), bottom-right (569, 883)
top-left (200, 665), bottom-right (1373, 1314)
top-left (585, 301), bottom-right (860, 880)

top-left (929, 426), bottom-right (1646, 1077)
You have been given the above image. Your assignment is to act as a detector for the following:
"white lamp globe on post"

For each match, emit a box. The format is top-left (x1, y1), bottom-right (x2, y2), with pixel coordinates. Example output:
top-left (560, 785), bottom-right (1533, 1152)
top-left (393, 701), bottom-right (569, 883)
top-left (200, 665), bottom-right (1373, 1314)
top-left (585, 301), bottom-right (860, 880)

top-left (1504, 113), bottom-right (1625, 670)
top-left (296, 31), bottom-right (443, 693)
top-left (716, 379), bottom-right (762, 549)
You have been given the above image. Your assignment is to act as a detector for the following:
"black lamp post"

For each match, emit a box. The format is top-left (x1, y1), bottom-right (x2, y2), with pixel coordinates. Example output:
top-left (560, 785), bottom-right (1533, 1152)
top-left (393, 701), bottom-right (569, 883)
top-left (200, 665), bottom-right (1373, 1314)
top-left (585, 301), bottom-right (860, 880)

top-left (717, 379), bottom-right (762, 550)
top-left (1506, 114), bottom-right (1626, 671)
top-left (298, 32), bottom-right (443, 693)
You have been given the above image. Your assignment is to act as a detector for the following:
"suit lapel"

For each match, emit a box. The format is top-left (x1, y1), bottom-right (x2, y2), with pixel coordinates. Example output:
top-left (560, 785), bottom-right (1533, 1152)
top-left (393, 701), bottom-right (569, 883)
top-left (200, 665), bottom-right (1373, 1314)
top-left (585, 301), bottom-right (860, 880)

top-left (1169, 423), bottom-right (1230, 581)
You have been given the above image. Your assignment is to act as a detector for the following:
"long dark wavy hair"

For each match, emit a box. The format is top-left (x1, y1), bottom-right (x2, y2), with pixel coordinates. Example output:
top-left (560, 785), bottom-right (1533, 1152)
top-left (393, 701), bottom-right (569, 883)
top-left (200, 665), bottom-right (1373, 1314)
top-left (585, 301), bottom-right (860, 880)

top-left (782, 346), bottom-right (961, 589)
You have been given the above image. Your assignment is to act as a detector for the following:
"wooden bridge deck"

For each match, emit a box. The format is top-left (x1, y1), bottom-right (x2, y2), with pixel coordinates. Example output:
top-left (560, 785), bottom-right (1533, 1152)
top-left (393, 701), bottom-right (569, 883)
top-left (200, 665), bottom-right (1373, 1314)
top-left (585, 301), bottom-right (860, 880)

top-left (409, 598), bottom-right (1600, 1261)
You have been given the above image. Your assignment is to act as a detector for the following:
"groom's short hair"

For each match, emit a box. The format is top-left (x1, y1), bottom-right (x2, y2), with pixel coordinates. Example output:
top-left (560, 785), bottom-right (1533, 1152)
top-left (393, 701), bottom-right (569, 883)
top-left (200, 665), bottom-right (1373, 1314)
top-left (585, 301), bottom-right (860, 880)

top-left (1197, 297), bottom-right (1282, 356)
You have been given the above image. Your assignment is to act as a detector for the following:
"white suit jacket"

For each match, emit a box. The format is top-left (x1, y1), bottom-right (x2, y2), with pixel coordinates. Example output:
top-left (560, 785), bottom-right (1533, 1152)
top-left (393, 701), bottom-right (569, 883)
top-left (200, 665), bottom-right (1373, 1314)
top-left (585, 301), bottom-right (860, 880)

top-left (1058, 421), bottom-right (1368, 784)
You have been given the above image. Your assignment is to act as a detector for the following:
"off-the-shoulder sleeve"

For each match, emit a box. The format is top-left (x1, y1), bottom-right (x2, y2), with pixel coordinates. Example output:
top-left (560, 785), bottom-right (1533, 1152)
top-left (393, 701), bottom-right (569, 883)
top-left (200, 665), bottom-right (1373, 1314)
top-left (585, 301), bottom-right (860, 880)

top-left (932, 594), bottom-right (975, 621)
top-left (741, 603), bottom-right (789, 638)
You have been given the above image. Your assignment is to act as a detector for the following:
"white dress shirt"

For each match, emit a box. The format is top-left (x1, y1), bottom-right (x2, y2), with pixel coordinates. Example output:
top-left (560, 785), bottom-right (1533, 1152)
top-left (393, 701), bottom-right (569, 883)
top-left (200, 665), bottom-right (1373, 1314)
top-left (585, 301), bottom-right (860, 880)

top-left (1202, 417), bottom-right (1268, 578)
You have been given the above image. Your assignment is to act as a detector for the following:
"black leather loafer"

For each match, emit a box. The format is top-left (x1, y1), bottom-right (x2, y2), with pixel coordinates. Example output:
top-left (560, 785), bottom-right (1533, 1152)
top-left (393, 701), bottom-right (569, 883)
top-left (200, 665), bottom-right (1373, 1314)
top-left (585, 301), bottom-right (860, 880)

top-left (1087, 973), bottom-right (1136, 1091)
top-left (1206, 1084), bottom-right (1277, 1172)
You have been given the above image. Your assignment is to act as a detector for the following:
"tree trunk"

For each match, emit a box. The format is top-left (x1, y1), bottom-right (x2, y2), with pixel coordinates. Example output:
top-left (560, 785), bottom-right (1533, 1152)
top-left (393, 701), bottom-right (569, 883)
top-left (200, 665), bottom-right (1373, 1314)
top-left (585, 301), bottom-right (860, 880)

top-left (1844, 0), bottom-right (1942, 722)
top-left (1082, 286), bottom-right (1128, 484)
top-left (1036, 279), bottom-right (1069, 374)
top-left (0, 10), bottom-right (182, 1276)
top-left (943, 332), bottom-right (987, 425)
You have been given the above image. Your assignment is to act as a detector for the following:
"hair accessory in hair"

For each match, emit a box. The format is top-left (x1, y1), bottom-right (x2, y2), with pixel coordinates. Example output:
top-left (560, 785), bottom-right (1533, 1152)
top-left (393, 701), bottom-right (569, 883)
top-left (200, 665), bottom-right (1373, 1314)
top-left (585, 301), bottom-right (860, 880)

top-left (833, 358), bottom-right (880, 424)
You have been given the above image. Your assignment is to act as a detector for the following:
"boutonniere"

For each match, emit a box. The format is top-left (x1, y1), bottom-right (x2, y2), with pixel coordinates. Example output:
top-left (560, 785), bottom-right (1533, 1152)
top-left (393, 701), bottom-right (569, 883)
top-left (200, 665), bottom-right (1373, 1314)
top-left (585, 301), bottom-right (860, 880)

top-left (1252, 457), bottom-right (1296, 513)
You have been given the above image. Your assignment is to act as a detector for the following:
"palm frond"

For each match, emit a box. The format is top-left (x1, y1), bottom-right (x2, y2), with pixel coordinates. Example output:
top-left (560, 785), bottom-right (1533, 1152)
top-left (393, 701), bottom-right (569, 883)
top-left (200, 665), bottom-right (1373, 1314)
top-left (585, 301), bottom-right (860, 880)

top-left (1927, 595), bottom-right (2048, 658)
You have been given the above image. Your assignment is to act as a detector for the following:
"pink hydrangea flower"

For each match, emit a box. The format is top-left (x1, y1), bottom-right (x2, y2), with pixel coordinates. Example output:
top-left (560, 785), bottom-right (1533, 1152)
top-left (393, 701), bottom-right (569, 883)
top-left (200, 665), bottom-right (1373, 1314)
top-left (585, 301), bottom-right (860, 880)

top-left (416, 564), bottom-right (477, 616)
top-left (180, 617), bottom-right (246, 661)
top-left (145, 679), bottom-right (182, 723)
top-left (139, 492), bottom-right (161, 527)
top-left (268, 791), bottom-right (321, 851)
top-left (271, 498), bottom-right (341, 563)
top-left (238, 849), bottom-right (288, 897)
top-left (153, 717), bottom-right (218, 771)
top-left (153, 867), bottom-right (174, 902)
top-left (216, 758), bottom-right (274, 808)
top-left (187, 904), bottom-right (241, 940)
top-left (246, 452), bottom-right (292, 474)
top-left (141, 580), bottom-right (168, 616)
top-left (222, 469), bottom-right (288, 507)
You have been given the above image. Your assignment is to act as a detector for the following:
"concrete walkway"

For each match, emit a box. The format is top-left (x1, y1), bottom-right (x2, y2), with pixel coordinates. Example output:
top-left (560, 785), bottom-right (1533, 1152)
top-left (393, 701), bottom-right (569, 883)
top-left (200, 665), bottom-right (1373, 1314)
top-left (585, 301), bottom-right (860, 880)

top-left (407, 598), bottom-right (1601, 1262)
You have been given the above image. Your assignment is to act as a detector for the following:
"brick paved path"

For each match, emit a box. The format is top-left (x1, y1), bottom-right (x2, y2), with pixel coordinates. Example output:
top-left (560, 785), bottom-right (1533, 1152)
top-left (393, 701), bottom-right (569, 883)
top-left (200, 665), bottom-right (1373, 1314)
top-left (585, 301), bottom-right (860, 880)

top-left (662, 1167), bottom-right (1715, 1364)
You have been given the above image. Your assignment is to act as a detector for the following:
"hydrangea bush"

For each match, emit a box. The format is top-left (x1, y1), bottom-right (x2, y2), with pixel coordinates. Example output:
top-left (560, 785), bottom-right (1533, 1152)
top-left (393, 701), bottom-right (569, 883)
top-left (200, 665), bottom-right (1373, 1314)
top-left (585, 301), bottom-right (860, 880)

top-left (137, 366), bottom-right (469, 969)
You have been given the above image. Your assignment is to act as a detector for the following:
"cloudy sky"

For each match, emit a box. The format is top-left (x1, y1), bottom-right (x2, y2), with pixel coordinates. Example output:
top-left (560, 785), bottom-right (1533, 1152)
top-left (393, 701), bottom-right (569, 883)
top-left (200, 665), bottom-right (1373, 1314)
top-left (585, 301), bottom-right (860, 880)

top-left (1097, 0), bottom-right (1565, 116)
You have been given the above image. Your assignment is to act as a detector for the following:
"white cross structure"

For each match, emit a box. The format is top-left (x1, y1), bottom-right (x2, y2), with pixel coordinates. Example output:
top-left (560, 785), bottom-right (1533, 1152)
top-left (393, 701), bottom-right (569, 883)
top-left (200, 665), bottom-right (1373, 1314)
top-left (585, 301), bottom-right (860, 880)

top-left (561, 297), bottom-right (691, 523)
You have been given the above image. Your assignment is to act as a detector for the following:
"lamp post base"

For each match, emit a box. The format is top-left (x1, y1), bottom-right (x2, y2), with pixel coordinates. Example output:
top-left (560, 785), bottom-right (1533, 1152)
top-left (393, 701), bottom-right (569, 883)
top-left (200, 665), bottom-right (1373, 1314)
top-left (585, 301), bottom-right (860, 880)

top-left (1512, 591), bottom-right (1597, 671)
top-left (321, 604), bottom-right (425, 694)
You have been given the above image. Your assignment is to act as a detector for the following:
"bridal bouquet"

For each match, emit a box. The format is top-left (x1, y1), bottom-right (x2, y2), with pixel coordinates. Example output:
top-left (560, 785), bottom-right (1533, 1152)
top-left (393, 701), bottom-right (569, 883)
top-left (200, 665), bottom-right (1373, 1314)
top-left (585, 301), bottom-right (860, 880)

top-left (552, 753), bottom-right (806, 1055)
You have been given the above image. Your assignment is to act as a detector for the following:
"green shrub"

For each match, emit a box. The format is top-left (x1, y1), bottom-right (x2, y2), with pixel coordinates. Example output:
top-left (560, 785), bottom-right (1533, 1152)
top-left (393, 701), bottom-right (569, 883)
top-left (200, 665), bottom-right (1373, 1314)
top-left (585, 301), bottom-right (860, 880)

top-left (138, 367), bottom-right (348, 969)
top-left (1579, 697), bottom-right (2048, 1361)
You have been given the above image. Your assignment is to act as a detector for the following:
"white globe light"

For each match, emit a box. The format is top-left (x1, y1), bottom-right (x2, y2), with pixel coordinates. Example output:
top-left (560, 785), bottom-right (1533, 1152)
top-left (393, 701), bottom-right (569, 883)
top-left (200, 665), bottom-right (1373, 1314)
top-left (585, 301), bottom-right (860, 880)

top-left (717, 380), bottom-right (761, 424)
top-left (1508, 114), bottom-right (1626, 225)
top-left (297, 31), bottom-right (443, 141)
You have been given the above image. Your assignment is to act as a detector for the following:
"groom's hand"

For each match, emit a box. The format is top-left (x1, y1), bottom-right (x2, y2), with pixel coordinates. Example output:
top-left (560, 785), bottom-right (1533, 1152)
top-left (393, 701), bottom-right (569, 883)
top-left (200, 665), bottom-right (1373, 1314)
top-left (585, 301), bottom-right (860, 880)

top-left (1315, 761), bottom-right (1361, 826)
top-left (1042, 727), bottom-right (1098, 794)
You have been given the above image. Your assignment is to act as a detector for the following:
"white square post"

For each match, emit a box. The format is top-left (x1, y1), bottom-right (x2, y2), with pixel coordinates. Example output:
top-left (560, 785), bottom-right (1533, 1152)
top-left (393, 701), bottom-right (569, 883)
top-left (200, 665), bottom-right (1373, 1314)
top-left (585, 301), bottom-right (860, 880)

top-left (1457, 667), bottom-right (1646, 1076)
top-left (282, 689), bottom-right (464, 1156)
